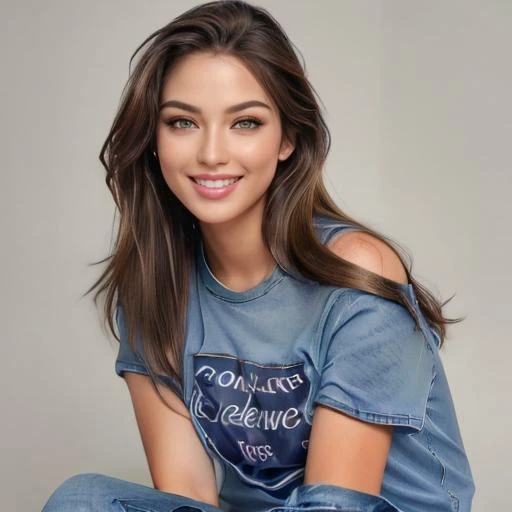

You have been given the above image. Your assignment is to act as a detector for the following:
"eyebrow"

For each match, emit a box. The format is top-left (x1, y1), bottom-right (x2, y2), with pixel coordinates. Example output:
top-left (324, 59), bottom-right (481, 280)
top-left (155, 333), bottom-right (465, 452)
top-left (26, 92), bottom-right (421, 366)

top-left (159, 99), bottom-right (271, 114)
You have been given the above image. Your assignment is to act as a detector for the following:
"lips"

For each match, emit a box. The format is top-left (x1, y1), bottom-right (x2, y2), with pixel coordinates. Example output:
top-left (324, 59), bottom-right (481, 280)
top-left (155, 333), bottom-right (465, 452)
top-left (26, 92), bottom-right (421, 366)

top-left (190, 175), bottom-right (243, 199)
top-left (190, 174), bottom-right (243, 180)
top-left (189, 176), bottom-right (242, 184)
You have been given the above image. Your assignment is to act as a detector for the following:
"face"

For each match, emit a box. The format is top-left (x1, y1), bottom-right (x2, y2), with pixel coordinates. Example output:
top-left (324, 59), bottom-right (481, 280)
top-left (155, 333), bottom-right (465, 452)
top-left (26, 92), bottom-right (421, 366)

top-left (155, 51), bottom-right (294, 228)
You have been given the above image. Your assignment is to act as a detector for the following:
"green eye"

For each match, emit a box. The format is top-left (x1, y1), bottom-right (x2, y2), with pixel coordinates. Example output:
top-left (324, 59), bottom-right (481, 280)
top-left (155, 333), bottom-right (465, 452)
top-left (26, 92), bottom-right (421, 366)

top-left (164, 117), bottom-right (263, 130)
top-left (234, 118), bottom-right (262, 129)
top-left (165, 118), bottom-right (196, 129)
top-left (175, 119), bottom-right (194, 129)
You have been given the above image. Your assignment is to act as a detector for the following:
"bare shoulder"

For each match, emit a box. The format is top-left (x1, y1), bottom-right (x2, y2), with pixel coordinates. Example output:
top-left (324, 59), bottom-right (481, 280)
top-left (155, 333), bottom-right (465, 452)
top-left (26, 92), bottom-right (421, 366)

top-left (326, 231), bottom-right (409, 285)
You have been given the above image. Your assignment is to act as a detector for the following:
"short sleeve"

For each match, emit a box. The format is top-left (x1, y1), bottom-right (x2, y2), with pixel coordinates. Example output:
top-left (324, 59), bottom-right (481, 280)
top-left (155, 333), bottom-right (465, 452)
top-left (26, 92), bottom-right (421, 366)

top-left (114, 302), bottom-right (184, 398)
top-left (114, 302), bottom-right (150, 379)
top-left (314, 290), bottom-right (435, 433)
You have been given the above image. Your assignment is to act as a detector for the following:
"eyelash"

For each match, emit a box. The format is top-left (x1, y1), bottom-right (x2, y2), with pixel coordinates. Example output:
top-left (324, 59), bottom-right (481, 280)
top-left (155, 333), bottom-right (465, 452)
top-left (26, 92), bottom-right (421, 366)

top-left (164, 117), bottom-right (263, 130)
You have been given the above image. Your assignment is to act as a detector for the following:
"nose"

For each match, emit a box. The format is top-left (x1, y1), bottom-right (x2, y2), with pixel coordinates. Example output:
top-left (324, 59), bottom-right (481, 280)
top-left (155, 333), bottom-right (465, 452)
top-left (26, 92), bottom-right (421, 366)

top-left (197, 126), bottom-right (229, 167)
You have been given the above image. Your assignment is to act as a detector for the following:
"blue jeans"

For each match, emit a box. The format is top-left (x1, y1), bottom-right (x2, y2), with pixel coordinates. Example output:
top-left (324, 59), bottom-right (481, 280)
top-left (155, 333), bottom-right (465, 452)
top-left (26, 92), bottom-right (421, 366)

top-left (41, 473), bottom-right (225, 512)
top-left (42, 474), bottom-right (399, 511)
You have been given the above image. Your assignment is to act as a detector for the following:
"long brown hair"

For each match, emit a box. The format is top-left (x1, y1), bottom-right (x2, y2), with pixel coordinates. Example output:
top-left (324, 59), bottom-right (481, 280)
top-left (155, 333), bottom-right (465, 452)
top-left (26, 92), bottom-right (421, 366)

top-left (86, 0), bottom-right (463, 408)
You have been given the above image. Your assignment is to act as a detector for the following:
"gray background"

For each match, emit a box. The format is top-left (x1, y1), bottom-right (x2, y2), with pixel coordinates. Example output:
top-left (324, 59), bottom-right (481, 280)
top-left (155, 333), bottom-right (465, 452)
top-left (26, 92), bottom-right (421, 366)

top-left (1, 0), bottom-right (510, 509)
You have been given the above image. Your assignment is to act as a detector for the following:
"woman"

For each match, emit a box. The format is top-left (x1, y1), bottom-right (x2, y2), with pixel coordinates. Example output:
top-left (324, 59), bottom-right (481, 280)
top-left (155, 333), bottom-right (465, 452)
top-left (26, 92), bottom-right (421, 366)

top-left (42, 1), bottom-right (475, 511)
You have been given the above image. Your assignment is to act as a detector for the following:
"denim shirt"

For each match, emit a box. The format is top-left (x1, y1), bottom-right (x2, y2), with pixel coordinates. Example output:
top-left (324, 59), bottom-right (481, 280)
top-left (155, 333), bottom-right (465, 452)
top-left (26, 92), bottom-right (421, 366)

top-left (115, 214), bottom-right (475, 512)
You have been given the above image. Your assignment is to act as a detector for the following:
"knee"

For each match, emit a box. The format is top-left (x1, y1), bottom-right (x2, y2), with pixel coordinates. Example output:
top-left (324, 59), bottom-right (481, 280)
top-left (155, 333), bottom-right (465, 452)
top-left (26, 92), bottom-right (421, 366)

top-left (42, 473), bottom-right (114, 511)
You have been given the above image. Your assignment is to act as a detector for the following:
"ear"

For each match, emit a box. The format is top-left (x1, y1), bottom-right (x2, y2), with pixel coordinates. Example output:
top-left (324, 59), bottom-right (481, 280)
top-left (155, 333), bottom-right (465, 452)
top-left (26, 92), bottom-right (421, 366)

top-left (278, 136), bottom-right (295, 162)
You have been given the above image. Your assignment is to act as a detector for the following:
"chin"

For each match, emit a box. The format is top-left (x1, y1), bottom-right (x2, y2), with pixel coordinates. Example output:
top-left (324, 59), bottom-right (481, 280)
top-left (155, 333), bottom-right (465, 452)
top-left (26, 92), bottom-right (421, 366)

top-left (193, 211), bottom-right (245, 226)
top-left (190, 201), bottom-right (264, 229)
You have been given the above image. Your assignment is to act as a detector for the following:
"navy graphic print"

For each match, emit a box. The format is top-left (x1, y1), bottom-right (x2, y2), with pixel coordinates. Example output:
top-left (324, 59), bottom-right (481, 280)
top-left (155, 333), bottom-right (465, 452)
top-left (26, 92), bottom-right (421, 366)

top-left (190, 353), bottom-right (312, 492)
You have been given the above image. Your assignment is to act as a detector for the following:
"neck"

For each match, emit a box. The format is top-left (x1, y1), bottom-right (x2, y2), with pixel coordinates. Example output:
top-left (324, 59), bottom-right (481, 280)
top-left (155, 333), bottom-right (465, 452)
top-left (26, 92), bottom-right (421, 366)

top-left (198, 206), bottom-right (277, 292)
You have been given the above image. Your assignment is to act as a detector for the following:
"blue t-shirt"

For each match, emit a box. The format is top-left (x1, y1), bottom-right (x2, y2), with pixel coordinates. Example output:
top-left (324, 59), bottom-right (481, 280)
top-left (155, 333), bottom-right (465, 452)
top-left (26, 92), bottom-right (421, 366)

top-left (115, 214), bottom-right (475, 512)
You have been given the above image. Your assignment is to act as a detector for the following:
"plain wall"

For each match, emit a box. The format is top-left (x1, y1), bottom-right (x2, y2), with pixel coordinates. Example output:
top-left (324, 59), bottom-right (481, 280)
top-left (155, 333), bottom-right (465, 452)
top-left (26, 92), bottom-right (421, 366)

top-left (1, 1), bottom-right (510, 509)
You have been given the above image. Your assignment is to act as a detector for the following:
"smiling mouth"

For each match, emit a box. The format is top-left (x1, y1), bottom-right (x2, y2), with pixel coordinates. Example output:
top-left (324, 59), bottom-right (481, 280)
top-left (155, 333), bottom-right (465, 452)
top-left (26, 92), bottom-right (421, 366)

top-left (190, 176), bottom-right (243, 188)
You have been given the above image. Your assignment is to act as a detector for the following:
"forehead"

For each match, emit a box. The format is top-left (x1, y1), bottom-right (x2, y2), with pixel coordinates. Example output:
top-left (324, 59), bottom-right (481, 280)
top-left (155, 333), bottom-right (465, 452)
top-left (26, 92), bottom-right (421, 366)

top-left (160, 52), bottom-right (275, 110)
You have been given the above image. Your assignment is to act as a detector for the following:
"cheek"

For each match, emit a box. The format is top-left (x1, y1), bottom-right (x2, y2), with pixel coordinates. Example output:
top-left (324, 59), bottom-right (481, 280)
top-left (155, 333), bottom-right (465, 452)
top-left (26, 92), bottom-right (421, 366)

top-left (234, 131), bottom-right (283, 169)
top-left (157, 135), bottom-right (193, 175)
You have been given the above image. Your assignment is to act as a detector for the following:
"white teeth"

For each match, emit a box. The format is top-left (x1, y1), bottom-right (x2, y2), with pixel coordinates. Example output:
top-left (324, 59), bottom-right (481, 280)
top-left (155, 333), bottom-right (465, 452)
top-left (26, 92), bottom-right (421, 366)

top-left (194, 177), bottom-right (240, 188)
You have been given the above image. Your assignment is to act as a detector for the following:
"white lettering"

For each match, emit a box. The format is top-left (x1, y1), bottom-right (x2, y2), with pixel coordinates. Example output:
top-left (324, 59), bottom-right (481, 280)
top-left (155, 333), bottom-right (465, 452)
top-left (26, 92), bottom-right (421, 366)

top-left (192, 387), bottom-right (303, 431)
top-left (282, 408), bottom-right (301, 429)
top-left (288, 373), bottom-right (304, 390)
top-left (238, 440), bottom-right (274, 462)
top-left (218, 370), bottom-right (235, 387)
top-left (194, 367), bottom-right (306, 394)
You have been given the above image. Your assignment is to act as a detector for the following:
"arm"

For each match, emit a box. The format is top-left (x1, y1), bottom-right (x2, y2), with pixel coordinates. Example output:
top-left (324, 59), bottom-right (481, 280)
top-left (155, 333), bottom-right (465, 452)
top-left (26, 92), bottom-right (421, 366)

top-left (305, 405), bottom-right (393, 494)
top-left (114, 302), bottom-right (220, 507)
top-left (305, 231), bottom-right (405, 493)
top-left (290, 406), bottom-right (397, 511)
top-left (124, 372), bottom-right (221, 507)
top-left (279, 233), bottom-right (418, 511)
